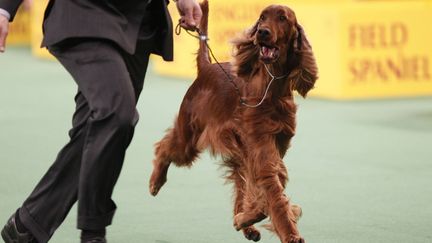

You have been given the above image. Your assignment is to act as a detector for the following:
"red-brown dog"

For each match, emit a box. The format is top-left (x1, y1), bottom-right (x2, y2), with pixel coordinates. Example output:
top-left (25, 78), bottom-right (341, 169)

top-left (150, 1), bottom-right (318, 242)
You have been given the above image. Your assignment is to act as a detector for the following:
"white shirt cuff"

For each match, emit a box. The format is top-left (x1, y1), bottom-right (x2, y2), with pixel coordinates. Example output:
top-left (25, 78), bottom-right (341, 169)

top-left (0, 8), bottom-right (11, 20)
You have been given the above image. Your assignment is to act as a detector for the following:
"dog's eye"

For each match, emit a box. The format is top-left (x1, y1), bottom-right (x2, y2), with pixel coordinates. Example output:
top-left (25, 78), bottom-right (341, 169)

top-left (259, 15), bottom-right (266, 21)
top-left (279, 15), bottom-right (287, 21)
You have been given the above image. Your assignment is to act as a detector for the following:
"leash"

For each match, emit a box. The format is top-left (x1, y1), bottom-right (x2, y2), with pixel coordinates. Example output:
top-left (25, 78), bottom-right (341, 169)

top-left (175, 23), bottom-right (288, 108)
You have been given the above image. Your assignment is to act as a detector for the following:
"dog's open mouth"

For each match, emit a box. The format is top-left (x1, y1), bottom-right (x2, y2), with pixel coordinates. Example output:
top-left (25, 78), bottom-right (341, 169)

top-left (259, 44), bottom-right (280, 63)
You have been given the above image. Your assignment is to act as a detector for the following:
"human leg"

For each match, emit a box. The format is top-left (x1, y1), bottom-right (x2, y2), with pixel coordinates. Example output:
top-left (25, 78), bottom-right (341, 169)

top-left (49, 40), bottom-right (141, 231)
top-left (5, 39), bottom-right (149, 243)
top-left (17, 90), bottom-right (91, 243)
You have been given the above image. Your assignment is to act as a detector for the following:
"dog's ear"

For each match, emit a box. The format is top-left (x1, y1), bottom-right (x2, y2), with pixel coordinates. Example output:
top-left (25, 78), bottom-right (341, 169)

top-left (292, 24), bottom-right (301, 51)
top-left (248, 20), bottom-right (259, 38)
top-left (231, 19), bottom-right (261, 78)
top-left (289, 23), bottom-right (319, 98)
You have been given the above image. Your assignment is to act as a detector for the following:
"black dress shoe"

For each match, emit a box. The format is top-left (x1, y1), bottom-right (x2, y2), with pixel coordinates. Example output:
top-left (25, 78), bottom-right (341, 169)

top-left (81, 237), bottom-right (107, 243)
top-left (1, 214), bottom-right (37, 243)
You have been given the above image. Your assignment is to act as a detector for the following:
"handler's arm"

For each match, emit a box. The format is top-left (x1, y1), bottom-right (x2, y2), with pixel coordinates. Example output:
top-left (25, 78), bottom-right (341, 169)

top-left (0, 14), bottom-right (8, 52)
top-left (0, 0), bottom-right (23, 21)
top-left (0, 0), bottom-right (24, 52)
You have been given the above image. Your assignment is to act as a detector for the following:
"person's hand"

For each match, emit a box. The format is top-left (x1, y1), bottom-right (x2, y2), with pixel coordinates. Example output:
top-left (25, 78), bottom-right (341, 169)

top-left (175, 0), bottom-right (202, 31)
top-left (0, 14), bottom-right (9, 53)
top-left (23, 0), bottom-right (34, 11)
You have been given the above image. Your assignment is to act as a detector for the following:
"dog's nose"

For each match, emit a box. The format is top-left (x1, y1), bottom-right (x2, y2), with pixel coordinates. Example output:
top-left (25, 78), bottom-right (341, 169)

top-left (257, 28), bottom-right (271, 39)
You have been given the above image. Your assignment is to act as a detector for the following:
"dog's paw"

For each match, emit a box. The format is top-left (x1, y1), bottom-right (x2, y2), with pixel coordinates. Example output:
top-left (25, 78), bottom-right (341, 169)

top-left (243, 226), bottom-right (261, 242)
top-left (149, 182), bottom-right (163, 196)
top-left (234, 212), bottom-right (267, 231)
top-left (233, 213), bottom-right (246, 231)
top-left (287, 235), bottom-right (305, 243)
top-left (149, 168), bottom-right (167, 196)
top-left (234, 212), bottom-right (254, 231)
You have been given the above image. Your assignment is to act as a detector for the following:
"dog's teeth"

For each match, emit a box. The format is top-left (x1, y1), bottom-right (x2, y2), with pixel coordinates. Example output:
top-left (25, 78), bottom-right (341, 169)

top-left (268, 48), bottom-right (274, 58)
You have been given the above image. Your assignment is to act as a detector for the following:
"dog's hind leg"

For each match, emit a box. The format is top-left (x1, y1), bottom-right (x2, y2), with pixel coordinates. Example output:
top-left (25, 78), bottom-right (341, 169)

top-left (149, 130), bottom-right (175, 196)
top-left (149, 154), bottom-right (170, 196)
top-left (149, 115), bottom-right (201, 196)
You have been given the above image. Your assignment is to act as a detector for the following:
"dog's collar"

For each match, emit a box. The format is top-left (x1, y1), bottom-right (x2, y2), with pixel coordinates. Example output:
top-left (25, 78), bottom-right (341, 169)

top-left (263, 64), bottom-right (289, 80)
top-left (240, 65), bottom-right (289, 108)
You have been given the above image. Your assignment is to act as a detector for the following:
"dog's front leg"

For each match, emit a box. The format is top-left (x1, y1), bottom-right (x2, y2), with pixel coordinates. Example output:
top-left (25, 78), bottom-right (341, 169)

top-left (254, 149), bottom-right (304, 243)
top-left (230, 166), bottom-right (263, 242)
top-left (265, 188), bottom-right (303, 243)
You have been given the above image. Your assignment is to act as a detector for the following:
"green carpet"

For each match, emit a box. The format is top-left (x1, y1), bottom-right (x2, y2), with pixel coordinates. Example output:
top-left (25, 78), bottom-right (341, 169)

top-left (1, 47), bottom-right (431, 243)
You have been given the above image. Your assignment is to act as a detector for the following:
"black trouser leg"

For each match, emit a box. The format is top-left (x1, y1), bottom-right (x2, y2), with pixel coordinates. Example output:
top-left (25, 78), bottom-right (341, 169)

top-left (18, 39), bottom-right (149, 243)
top-left (19, 90), bottom-right (90, 243)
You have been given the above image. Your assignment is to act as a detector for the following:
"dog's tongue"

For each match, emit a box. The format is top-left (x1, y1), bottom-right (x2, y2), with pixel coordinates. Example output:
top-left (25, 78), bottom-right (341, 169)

top-left (261, 46), bottom-right (276, 59)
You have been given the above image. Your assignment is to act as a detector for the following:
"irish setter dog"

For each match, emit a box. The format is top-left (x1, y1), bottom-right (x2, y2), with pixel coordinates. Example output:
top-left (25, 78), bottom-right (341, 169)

top-left (149, 1), bottom-right (318, 242)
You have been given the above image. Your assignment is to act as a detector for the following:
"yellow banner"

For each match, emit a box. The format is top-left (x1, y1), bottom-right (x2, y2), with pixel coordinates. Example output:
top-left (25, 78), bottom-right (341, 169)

top-left (339, 1), bottom-right (432, 99)
top-left (8, 8), bottom-right (31, 45)
top-left (31, 0), bottom-right (52, 59)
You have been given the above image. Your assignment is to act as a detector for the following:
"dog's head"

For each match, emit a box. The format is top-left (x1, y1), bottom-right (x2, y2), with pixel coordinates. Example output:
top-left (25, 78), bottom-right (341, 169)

top-left (232, 4), bottom-right (318, 96)
top-left (245, 5), bottom-right (318, 97)
top-left (248, 5), bottom-right (301, 65)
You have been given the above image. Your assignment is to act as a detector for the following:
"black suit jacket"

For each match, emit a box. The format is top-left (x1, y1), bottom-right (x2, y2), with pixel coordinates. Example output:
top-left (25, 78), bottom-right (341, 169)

top-left (0, 0), bottom-right (173, 60)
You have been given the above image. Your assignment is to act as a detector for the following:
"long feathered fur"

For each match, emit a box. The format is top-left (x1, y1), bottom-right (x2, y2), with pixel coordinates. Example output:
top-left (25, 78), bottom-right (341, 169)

top-left (150, 2), bottom-right (318, 243)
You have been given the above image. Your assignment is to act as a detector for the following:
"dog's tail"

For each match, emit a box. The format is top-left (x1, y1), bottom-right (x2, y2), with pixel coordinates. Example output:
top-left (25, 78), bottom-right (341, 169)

top-left (197, 0), bottom-right (211, 71)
